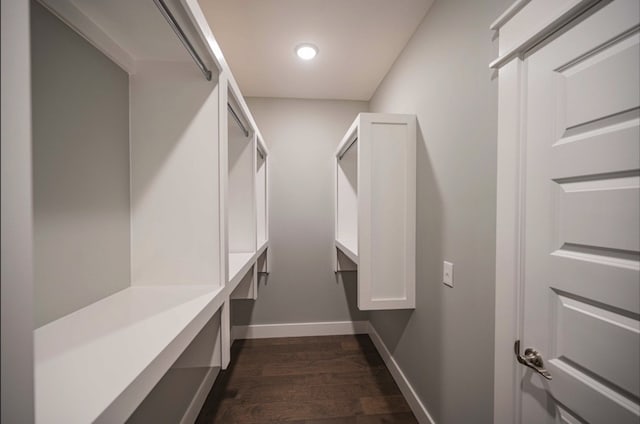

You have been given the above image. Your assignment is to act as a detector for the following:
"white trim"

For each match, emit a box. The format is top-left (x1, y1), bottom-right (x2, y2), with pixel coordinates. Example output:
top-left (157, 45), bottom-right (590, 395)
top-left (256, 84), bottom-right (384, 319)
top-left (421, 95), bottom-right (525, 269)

top-left (231, 321), bottom-right (369, 340)
top-left (490, 0), bottom-right (531, 31)
top-left (489, 0), bottom-right (599, 69)
top-left (367, 324), bottom-right (436, 424)
top-left (494, 58), bottom-right (525, 424)
top-left (179, 367), bottom-right (220, 424)
top-left (179, 0), bottom-right (223, 73)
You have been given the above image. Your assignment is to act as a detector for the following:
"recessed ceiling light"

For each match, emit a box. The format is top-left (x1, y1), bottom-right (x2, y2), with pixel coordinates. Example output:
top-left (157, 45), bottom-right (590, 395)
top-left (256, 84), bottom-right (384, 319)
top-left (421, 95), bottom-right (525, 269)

top-left (295, 43), bottom-right (318, 60)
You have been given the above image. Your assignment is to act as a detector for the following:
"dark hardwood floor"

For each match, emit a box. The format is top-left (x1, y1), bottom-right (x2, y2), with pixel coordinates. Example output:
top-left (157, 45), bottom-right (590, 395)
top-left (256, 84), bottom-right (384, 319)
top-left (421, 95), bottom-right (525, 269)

top-left (196, 335), bottom-right (418, 423)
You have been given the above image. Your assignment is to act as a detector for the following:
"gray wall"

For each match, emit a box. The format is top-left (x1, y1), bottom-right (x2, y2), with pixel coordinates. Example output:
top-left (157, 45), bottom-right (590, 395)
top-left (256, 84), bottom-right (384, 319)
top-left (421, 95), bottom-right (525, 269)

top-left (233, 98), bottom-right (369, 325)
top-left (32, 2), bottom-right (131, 327)
top-left (367, 0), bottom-right (510, 422)
top-left (1, 0), bottom-right (35, 421)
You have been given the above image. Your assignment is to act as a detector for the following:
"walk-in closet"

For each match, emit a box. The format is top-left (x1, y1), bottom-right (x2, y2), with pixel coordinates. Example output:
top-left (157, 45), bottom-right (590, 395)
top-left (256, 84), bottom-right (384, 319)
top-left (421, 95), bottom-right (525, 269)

top-left (3, 0), bottom-right (639, 423)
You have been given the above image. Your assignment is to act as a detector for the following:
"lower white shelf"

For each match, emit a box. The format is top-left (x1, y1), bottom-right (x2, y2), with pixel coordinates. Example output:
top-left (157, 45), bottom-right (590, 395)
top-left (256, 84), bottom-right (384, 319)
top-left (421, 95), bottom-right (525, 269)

top-left (335, 239), bottom-right (359, 265)
top-left (34, 285), bottom-right (225, 424)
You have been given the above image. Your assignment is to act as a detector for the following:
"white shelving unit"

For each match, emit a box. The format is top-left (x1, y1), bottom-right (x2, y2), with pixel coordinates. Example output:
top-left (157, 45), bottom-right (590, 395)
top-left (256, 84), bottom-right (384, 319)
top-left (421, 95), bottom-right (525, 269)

top-left (225, 87), bottom-right (270, 301)
top-left (334, 113), bottom-right (416, 310)
top-left (226, 89), bottom-right (257, 295)
top-left (29, 0), bottom-right (269, 421)
top-left (256, 136), bottom-right (269, 252)
top-left (253, 135), bottom-right (271, 296)
top-left (35, 285), bottom-right (224, 423)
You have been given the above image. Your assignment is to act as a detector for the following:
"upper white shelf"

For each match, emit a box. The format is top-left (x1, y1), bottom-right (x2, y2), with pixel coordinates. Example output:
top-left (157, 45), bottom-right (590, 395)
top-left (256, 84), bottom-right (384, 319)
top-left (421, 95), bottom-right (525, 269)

top-left (39, 0), bottom-right (218, 75)
top-left (34, 285), bottom-right (224, 423)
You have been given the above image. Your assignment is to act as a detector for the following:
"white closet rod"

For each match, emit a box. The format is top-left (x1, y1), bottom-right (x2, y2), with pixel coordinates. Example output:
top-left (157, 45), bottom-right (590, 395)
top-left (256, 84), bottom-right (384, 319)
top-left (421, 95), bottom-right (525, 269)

top-left (153, 0), bottom-right (212, 81)
top-left (228, 103), bottom-right (250, 137)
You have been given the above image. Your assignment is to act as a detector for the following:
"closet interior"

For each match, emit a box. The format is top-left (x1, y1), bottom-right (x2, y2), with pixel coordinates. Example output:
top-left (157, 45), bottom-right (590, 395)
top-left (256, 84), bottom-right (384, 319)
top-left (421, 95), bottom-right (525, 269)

top-left (29, 0), bottom-right (416, 422)
top-left (31, 0), bottom-right (268, 421)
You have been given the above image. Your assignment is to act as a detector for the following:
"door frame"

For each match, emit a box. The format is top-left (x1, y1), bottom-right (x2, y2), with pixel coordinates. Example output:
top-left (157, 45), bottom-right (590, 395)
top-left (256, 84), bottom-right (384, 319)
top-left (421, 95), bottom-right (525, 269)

top-left (490, 1), bottom-right (604, 423)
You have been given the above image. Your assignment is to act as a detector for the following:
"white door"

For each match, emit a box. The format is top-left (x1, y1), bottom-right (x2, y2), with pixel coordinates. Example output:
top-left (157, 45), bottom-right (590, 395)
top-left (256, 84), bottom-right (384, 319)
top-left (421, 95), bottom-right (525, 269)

top-left (520, 0), bottom-right (640, 422)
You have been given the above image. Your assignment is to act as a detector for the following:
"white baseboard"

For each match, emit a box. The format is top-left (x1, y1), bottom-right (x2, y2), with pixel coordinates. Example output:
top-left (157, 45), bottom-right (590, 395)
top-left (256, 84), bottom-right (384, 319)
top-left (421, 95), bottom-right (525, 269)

top-left (231, 320), bottom-right (369, 340)
top-left (230, 320), bottom-right (435, 424)
top-left (367, 324), bottom-right (436, 424)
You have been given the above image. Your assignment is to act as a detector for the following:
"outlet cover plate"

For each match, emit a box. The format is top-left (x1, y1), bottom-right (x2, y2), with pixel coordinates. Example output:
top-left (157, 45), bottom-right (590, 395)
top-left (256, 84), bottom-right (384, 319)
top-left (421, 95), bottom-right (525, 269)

top-left (443, 261), bottom-right (453, 288)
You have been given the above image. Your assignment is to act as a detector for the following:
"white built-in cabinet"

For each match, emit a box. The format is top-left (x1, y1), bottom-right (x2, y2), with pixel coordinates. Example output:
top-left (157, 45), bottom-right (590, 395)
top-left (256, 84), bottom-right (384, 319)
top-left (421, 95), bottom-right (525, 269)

top-left (334, 113), bottom-right (416, 310)
top-left (226, 88), bottom-right (270, 302)
top-left (29, 0), bottom-right (268, 422)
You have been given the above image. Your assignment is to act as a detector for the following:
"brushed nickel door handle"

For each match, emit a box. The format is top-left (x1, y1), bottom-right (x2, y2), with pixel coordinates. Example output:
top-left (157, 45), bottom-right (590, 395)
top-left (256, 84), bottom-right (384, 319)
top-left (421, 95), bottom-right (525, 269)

top-left (514, 340), bottom-right (552, 380)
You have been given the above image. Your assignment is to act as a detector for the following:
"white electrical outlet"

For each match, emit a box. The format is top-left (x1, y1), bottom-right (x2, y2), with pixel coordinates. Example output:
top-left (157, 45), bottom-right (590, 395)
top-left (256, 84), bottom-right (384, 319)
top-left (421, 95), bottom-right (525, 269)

top-left (443, 261), bottom-right (454, 287)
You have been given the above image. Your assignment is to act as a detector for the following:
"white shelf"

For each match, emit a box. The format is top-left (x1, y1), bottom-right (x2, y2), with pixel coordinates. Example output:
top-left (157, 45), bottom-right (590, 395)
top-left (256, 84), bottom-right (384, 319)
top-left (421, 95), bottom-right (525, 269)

top-left (256, 240), bottom-right (269, 257)
top-left (39, 0), bottom-right (218, 76)
top-left (34, 285), bottom-right (224, 424)
top-left (335, 239), bottom-right (359, 265)
top-left (228, 252), bottom-right (255, 288)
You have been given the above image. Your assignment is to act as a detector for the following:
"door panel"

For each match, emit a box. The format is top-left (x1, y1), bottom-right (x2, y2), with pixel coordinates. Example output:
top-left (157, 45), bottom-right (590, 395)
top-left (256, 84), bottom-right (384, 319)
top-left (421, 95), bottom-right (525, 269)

top-left (551, 113), bottom-right (639, 180)
top-left (563, 33), bottom-right (639, 128)
top-left (550, 252), bottom-right (640, 316)
top-left (522, 0), bottom-right (640, 422)
top-left (547, 358), bottom-right (639, 424)
top-left (554, 294), bottom-right (639, 398)
top-left (555, 177), bottom-right (639, 252)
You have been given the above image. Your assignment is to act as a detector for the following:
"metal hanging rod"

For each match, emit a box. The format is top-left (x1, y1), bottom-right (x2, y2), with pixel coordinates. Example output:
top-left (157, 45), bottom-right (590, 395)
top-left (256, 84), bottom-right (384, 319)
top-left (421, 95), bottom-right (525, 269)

top-left (228, 103), bottom-right (250, 137)
top-left (153, 0), bottom-right (212, 81)
top-left (338, 137), bottom-right (358, 160)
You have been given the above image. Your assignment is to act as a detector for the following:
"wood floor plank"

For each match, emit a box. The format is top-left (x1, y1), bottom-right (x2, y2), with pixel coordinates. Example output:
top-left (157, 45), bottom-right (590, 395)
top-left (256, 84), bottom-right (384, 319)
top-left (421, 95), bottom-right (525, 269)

top-left (356, 413), bottom-right (418, 423)
top-left (305, 417), bottom-right (357, 424)
top-left (224, 369), bottom-right (398, 392)
top-left (359, 395), bottom-right (412, 415)
top-left (234, 381), bottom-right (401, 404)
top-left (232, 348), bottom-right (383, 366)
top-left (195, 335), bottom-right (418, 424)
top-left (218, 398), bottom-right (362, 423)
top-left (261, 355), bottom-right (384, 377)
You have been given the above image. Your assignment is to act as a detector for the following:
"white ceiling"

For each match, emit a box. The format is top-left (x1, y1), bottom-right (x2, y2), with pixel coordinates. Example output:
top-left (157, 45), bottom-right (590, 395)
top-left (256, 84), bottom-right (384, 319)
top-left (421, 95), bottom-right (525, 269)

top-left (199, 0), bottom-right (434, 101)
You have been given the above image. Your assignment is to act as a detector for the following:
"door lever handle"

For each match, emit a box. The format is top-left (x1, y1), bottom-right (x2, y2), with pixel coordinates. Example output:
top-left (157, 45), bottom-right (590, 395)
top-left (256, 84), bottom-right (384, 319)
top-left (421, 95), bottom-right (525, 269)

top-left (514, 340), bottom-right (552, 380)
